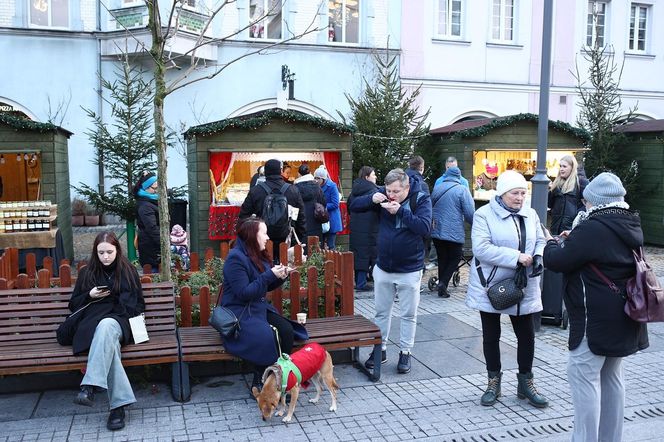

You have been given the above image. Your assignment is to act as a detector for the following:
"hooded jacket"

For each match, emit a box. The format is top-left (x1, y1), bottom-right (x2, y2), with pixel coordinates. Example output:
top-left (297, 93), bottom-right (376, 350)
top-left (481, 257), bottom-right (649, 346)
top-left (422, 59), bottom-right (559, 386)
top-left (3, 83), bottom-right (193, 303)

top-left (349, 176), bottom-right (432, 273)
top-left (544, 207), bottom-right (649, 357)
top-left (430, 176), bottom-right (475, 244)
top-left (405, 168), bottom-right (430, 195)
top-left (295, 175), bottom-right (326, 240)
top-left (348, 177), bottom-right (379, 271)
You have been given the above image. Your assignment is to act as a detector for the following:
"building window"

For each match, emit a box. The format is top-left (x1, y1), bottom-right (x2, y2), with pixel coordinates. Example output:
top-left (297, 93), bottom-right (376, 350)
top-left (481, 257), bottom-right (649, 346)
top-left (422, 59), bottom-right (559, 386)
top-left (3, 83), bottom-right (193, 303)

top-left (328, 0), bottom-right (360, 44)
top-left (435, 0), bottom-right (462, 38)
top-left (586, 1), bottom-right (606, 47)
top-left (491, 0), bottom-right (514, 42)
top-left (629, 4), bottom-right (648, 52)
top-left (249, 0), bottom-right (282, 40)
top-left (29, 0), bottom-right (69, 28)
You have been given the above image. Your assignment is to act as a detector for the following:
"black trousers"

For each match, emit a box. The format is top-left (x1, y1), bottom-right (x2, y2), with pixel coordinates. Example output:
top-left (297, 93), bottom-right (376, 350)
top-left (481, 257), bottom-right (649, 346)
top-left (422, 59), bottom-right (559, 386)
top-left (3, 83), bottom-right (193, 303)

top-left (254, 310), bottom-right (295, 375)
top-left (480, 311), bottom-right (535, 374)
top-left (432, 239), bottom-right (463, 289)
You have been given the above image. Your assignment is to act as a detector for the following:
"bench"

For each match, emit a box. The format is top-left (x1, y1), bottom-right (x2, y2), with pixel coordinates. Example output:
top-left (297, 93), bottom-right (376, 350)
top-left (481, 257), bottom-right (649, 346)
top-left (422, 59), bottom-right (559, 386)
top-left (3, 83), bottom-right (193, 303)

top-left (0, 282), bottom-right (183, 400)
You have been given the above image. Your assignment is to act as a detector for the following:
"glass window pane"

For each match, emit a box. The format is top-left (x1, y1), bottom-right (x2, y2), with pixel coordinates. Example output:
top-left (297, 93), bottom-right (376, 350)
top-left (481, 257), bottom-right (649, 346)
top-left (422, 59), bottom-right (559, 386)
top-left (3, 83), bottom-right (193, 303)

top-left (30, 0), bottom-right (50, 26)
top-left (329, 0), bottom-right (342, 42)
top-left (52, 0), bottom-right (69, 27)
top-left (345, 1), bottom-right (360, 43)
top-left (266, 0), bottom-right (282, 39)
top-left (249, 0), bottom-right (264, 38)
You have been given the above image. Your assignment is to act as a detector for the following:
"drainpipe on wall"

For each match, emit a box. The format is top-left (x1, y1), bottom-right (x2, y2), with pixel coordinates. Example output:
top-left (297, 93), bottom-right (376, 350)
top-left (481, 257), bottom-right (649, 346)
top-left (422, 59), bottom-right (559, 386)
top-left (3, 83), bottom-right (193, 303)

top-left (96, 0), bottom-right (105, 201)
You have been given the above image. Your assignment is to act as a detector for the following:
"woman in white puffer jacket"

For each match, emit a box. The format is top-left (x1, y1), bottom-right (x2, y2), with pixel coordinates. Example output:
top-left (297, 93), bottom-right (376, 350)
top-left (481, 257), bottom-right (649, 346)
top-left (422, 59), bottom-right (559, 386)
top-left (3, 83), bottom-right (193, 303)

top-left (466, 170), bottom-right (548, 409)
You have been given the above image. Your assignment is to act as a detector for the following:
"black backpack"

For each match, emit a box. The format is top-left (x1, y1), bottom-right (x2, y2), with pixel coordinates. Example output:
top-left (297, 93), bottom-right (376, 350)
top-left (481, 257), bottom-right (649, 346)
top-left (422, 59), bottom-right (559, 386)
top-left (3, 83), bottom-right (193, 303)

top-left (258, 182), bottom-right (291, 240)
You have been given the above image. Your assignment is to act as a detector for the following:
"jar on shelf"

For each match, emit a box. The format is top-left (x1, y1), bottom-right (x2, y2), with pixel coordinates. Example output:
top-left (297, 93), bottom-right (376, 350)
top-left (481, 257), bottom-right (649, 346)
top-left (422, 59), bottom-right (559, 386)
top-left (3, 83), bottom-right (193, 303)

top-left (5, 220), bottom-right (13, 233)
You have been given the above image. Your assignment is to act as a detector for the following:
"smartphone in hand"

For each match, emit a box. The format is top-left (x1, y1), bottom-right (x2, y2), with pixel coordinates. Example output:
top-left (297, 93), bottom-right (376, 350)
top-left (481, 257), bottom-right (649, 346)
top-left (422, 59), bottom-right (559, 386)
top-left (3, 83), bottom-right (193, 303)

top-left (95, 285), bottom-right (109, 291)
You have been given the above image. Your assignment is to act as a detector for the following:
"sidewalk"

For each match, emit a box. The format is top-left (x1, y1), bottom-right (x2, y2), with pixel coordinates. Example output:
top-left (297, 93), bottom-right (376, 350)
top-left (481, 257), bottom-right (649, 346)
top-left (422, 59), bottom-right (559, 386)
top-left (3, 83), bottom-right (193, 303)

top-left (2, 252), bottom-right (664, 441)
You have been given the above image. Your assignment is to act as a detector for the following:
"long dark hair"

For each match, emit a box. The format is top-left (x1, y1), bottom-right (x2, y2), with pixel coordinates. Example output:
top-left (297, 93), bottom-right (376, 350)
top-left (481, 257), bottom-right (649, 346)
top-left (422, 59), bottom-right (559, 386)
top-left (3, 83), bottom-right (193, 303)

top-left (82, 231), bottom-right (138, 294)
top-left (236, 217), bottom-right (270, 272)
top-left (358, 166), bottom-right (375, 180)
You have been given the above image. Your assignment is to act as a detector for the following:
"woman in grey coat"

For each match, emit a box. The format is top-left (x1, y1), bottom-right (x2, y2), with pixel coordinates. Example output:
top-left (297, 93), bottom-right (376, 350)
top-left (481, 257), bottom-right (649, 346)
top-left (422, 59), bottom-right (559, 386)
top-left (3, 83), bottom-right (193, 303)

top-left (467, 170), bottom-right (548, 408)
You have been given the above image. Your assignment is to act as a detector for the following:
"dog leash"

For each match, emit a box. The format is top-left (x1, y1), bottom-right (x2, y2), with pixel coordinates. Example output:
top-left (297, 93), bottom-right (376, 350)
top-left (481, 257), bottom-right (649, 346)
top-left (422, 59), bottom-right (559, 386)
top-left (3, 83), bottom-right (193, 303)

top-left (270, 325), bottom-right (302, 394)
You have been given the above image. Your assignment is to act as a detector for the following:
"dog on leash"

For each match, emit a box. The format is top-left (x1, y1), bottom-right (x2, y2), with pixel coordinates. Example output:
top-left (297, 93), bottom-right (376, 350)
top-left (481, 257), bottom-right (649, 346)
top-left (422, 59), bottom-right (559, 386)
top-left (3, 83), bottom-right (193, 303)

top-left (252, 342), bottom-right (339, 423)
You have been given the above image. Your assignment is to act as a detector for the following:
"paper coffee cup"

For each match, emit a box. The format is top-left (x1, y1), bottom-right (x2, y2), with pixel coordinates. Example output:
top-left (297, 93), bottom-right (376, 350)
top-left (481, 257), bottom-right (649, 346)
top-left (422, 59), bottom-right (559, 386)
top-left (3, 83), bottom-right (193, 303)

top-left (296, 313), bottom-right (307, 324)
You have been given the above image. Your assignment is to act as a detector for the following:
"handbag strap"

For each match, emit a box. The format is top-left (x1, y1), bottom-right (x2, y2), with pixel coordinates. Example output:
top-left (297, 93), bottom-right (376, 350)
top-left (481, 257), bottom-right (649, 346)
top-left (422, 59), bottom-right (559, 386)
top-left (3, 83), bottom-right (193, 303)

top-left (475, 215), bottom-right (527, 288)
top-left (588, 262), bottom-right (621, 294)
top-left (431, 183), bottom-right (459, 208)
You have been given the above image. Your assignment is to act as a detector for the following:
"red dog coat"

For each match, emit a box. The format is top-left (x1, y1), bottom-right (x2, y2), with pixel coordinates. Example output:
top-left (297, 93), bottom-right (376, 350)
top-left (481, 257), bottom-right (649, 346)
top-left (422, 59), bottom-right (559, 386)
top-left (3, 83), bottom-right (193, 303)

top-left (283, 342), bottom-right (327, 391)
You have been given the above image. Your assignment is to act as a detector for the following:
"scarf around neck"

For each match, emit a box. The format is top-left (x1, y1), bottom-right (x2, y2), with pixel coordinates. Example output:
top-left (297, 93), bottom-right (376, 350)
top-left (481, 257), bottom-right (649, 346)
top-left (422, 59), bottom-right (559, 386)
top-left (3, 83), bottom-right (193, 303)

top-left (495, 195), bottom-right (521, 214)
top-left (137, 189), bottom-right (158, 200)
top-left (571, 201), bottom-right (630, 230)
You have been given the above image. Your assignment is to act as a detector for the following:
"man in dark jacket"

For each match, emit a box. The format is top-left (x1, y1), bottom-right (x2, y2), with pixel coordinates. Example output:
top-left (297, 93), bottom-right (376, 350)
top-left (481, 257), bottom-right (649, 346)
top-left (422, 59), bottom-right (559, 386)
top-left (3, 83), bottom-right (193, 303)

top-left (238, 159), bottom-right (306, 260)
top-left (350, 168), bottom-right (432, 374)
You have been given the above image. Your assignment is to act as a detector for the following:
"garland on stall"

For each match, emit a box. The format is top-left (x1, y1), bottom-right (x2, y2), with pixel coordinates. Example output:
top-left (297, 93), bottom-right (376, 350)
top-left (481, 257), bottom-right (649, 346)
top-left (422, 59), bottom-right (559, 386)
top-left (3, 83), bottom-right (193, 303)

top-left (0, 112), bottom-right (71, 135)
top-left (442, 113), bottom-right (590, 142)
top-left (185, 108), bottom-right (354, 139)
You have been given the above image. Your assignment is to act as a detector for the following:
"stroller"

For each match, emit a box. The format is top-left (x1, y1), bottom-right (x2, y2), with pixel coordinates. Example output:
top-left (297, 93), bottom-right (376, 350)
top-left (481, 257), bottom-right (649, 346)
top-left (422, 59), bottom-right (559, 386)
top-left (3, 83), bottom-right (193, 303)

top-left (427, 246), bottom-right (473, 291)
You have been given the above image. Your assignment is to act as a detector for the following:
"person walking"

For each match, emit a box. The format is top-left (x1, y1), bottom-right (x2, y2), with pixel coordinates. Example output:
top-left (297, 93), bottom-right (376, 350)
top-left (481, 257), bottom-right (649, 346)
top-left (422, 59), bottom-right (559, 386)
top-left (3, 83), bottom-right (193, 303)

top-left (548, 155), bottom-right (588, 235)
top-left (467, 170), bottom-right (548, 408)
top-left (348, 166), bottom-right (379, 291)
top-left (314, 165), bottom-right (342, 250)
top-left (434, 156), bottom-right (470, 190)
top-left (430, 166), bottom-right (474, 298)
top-left (294, 163), bottom-right (326, 248)
top-left (543, 172), bottom-right (648, 442)
top-left (66, 232), bottom-right (144, 431)
top-left (349, 168), bottom-right (432, 374)
top-left (133, 171), bottom-right (160, 271)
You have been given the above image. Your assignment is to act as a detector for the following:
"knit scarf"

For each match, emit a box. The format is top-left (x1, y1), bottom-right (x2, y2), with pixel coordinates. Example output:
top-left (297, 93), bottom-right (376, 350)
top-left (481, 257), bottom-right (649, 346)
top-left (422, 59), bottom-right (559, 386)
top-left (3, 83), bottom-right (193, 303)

top-left (571, 201), bottom-right (630, 230)
top-left (137, 189), bottom-right (158, 200)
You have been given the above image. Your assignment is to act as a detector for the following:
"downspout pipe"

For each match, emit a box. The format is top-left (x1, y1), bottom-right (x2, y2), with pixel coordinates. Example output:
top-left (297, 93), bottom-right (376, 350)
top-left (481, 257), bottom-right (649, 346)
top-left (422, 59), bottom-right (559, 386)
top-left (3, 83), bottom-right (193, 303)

top-left (96, 0), bottom-right (105, 200)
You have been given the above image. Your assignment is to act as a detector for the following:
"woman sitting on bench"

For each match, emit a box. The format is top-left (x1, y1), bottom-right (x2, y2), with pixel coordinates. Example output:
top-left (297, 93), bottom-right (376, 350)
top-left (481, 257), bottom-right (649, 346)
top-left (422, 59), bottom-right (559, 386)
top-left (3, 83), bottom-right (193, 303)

top-left (66, 231), bottom-right (144, 431)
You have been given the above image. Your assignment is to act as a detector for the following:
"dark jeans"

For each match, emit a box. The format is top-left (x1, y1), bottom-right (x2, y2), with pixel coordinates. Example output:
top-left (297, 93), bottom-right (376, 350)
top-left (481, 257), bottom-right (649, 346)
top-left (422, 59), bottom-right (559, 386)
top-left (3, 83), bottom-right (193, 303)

top-left (432, 239), bottom-right (463, 289)
top-left (254, 310), bottom-right (295, 376)
top-left (480, 311), bottom-right (535, 374)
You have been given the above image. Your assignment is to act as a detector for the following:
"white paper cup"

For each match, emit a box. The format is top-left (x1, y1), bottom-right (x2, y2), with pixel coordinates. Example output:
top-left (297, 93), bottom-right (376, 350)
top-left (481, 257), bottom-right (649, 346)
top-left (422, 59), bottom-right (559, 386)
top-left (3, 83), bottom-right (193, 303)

top-left (296, 313), bottom-right (307, 325)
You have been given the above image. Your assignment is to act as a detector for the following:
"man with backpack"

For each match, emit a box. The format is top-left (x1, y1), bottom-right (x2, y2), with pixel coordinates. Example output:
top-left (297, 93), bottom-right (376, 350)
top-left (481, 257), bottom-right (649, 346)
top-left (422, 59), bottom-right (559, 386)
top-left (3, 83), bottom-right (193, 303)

top-left (349, 168), bottom-right (432, 374)
top-left (238, 159), bottom-right (306, 261)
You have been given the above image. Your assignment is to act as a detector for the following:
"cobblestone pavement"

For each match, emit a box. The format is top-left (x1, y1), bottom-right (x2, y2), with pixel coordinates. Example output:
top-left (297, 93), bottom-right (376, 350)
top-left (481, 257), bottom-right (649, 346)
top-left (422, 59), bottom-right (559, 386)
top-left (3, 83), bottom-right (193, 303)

top-left (1, 240), bottom-right (664, 441)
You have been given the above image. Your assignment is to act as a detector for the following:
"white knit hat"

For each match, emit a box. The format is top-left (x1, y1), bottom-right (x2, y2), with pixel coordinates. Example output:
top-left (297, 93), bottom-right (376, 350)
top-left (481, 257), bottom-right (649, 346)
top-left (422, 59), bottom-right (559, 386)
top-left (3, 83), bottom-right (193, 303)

top-left (583, 172), bottom-right (626, 205)
top-left (496, 170), bottom-right (528, 196)
top-left (314, 165), bottom-right (328, 179)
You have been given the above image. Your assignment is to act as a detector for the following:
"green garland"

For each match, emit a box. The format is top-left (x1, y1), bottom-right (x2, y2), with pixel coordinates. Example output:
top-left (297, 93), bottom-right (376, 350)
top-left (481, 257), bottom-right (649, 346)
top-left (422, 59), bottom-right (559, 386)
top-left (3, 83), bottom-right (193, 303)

top-left (184, 108), bottom-right (354, 139)
top-left (0, 112), bottom-right (71, 136)
top-left (440, 113), bottom-right (590, 142)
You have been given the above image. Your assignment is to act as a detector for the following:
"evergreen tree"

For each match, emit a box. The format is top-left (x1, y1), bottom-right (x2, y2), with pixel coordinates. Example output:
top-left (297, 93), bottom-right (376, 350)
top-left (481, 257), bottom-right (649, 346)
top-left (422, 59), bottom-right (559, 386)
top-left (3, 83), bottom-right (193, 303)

top-left (340, 49), bottom-right (430, 181)
top-left (574, 3), bottom-right (638, 193)
top-left (74, 60), bottom-right (157, 253)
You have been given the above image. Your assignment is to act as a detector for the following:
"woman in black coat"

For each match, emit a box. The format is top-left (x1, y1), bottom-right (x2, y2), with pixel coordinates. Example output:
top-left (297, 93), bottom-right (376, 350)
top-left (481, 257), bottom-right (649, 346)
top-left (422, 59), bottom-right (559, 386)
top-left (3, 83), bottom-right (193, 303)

top-left (543, 173), bottom-right (648, 442)
top-left (65, 231), bottom-right (144, 431)
top-left (348, 166), bottom-right (379, 291)
top-left (133, 171), bottom-right (160, 270)
top-left (548, 155), bottom-right (587, 235)
top-left (295, 163), bottom-right (326, 247)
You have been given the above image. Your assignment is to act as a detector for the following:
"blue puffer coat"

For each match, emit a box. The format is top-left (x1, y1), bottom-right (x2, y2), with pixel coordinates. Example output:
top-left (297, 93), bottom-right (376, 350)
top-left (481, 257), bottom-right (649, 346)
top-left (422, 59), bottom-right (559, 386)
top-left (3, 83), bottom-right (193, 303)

top-left (430, 177), bottom-right (475, 244)
top-left (321, 178), bottom-right (343, 234)
top-left (220, 238), bottom-right (308, 366)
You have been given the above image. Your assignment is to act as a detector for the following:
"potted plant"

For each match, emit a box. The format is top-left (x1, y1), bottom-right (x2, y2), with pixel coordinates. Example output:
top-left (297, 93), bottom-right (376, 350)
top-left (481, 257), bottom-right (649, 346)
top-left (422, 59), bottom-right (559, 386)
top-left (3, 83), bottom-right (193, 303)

top-left (71, 198), bottom-right (86, 226)
top-left (84, 206), bottom-right (100, 226)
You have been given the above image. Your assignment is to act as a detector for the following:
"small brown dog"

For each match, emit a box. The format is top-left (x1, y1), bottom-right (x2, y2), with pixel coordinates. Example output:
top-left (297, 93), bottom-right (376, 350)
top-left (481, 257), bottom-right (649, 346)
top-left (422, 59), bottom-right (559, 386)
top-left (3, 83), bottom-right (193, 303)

top-left (252, 343), bottom-right (339, 423)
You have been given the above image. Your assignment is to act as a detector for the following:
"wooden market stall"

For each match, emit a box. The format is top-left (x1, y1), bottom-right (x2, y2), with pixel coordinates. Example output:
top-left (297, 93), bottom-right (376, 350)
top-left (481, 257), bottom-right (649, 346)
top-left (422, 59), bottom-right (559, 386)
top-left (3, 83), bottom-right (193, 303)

top-left (429, 113), bottom-right (590, 207)
top-left (184, 108), bottom-right (353, 253)
top-left (0, 112), bottom-right (74, 263)
top-left (614, 119), bottom-right (664, 245)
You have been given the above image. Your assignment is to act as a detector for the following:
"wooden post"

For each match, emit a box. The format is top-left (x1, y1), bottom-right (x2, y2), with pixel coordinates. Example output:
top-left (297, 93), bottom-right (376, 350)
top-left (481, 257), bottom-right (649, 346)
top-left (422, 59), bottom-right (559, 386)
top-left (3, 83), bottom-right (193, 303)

top-left (16, 274), bottom-right (30, 289)
top-left (266, 240), bottom-right (273, 263)
top-left (272, 287), bottom-right (283, 315)
top-left (341, 252), bottom-right (355, 315)
top-left (42, 256), bottom-right (53, 276)
top-left (60, 258), bottom-right (70, 266)
top-left (279, 242), bottom-right (288, 265)
top-left (293, 244), bottom-right (303, 265)
top-left (324, 260), bottom-right (335, 317)
top-left (143, 264), bottom-right (152, 275)
top-left (289, 270), bottom-right (301, 320)
top-left (77, 261), bottom-right (86, 272)
top-left (8, 248), bottom-right (19, 281)
top-left (0, 278), bottom-right (7, 290)
top-left (190, 252), bottom-right (200, 272)
top-left (220, 241), bottom-right (230, 259)
top-left (26, 253), bottom-right (37, 279)
top-left (140, 275), bottom-right (153, 284)
top-left (180, 286), bottom-right (192, 327)
top-left (60, 264), bottom-right (72, 287)
top-left (307, 266), bottom-right (318, 318)
top-left (199, 285), bottom-right (211, 326)
top-left (204, 247), bottom-right (214, 263)
top-left (37, 269), bottom-right (50, 288)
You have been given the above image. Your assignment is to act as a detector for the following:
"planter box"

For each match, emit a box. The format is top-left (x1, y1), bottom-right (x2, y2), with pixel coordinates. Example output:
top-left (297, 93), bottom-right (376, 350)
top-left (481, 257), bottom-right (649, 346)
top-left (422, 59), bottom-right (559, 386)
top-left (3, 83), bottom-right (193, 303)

top-left (84, 215), bottom-right (100, 226)
top-left (72, 215), bottom-right (85, 226)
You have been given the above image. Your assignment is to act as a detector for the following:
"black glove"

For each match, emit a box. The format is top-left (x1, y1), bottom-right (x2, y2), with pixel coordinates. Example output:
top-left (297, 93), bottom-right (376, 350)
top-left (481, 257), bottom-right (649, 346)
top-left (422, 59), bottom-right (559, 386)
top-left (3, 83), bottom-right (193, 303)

top-left (530, 255), bottom-right (543, 277)
top-left (514, 264), bottom-right (528, 289)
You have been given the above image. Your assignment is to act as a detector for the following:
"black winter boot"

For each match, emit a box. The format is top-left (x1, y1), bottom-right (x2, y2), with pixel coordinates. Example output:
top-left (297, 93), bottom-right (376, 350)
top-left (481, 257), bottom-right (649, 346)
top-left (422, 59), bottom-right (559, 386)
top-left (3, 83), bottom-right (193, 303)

top-left (517, 372), bottom-right (549, 408)
top-left (480, 371), bottom-right (502, 406)
top-left (74, 385), bottom-right (95, 407)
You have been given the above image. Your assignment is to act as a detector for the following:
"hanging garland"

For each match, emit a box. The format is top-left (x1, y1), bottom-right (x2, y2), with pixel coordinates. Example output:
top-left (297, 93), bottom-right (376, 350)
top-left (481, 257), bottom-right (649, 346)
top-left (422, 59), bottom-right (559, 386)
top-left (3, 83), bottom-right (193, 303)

top-left (439, 113), bottom-right (590, 142)
top-left (185, 108), bottom-right (354, 139)
top-left (0, 112), bottom-right (71, 136)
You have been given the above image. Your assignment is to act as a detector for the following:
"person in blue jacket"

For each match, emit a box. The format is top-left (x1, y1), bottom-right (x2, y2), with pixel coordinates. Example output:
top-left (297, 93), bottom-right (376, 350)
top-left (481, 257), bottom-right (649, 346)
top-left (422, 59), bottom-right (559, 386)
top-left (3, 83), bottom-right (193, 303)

top-left (314, 165), bottom-right (343, 250)
top-left (349, 168), bottom-right (432, 374)
top-left (220, 217), bottom-right (308, 394)
top-left (434, 156), bottom-right (470, 190)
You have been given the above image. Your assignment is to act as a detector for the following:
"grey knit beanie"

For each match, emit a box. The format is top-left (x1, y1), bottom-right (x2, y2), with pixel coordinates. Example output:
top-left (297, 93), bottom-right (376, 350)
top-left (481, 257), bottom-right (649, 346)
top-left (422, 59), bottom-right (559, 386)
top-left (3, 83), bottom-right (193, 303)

top-left (583, 172), bottom-right (626, 206)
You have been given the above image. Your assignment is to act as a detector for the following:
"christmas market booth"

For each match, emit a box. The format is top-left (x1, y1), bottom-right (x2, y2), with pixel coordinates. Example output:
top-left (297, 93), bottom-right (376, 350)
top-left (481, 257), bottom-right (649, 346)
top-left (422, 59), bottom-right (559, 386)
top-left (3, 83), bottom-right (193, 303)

top-left (429, 113), bottom-right (590, 207)
top-left (184, 108), bottom-right (354, 253)
top-left (614, 119), bottom-right (664, 245)
top-left (0, 111), bottom-right (74, 264)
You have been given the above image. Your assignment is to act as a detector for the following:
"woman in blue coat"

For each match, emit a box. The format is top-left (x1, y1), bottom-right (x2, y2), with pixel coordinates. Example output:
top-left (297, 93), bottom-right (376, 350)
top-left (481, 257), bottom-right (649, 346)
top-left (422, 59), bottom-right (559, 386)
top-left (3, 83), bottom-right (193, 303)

top-left (221, 217), bottom-right (308, 392)
top-left (314, 165), bottom-right (343, 249)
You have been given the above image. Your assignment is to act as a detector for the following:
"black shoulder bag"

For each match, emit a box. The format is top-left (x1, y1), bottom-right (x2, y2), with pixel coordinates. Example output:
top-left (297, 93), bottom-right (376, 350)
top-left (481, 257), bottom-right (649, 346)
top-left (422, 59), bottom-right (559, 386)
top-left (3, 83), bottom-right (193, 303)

top-left (476, 216), bottom-right (527, 314)
top-left (209, 288), bottom-right (249, 340)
